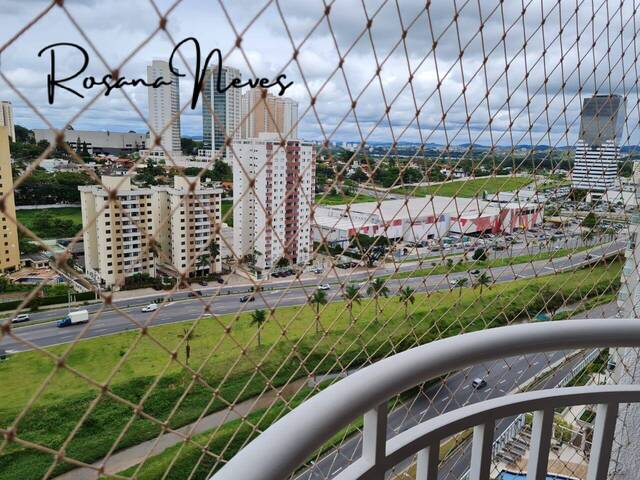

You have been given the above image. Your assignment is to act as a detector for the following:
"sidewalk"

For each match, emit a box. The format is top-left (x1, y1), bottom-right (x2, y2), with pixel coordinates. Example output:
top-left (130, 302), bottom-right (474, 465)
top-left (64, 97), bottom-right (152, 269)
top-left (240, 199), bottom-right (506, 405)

top-left (55, 377), bottom-right (310, 479)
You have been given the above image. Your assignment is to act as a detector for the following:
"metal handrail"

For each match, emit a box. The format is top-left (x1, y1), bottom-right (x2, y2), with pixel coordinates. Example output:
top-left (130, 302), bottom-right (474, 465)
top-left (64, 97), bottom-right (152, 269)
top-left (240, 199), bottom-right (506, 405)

top-left (211, 319), bottom-right (640, 480)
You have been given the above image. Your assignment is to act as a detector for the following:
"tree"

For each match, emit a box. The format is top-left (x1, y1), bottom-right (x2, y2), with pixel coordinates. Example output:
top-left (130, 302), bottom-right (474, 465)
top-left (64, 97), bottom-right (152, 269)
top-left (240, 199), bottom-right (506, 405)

top-left (250, 309), bottom-right (268, 346)
top-left (177, 327), bottom-right (198, 365)
top-left (474, 272), bottom-right (492, 295)
top-left (453, 277), bottom-right (468, 298)
top-left (472, 247), bottom-right (487, 261)
top-left (398, 286), bottom-right (416, 319)
top-left (581, 212), bottom-right (599, 229)
top-left (275, 257), bottom-right (290, 269)
top-left (311, 289), bottom-right (328, 334)
top-left (367, 277), bottom-right (390, 320)
top-left (343, 284), bottom-right (362, 324)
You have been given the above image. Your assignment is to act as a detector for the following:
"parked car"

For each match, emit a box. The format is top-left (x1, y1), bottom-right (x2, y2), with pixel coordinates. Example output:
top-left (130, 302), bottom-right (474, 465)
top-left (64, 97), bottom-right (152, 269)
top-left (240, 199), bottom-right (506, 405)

top-left (239, 295), bottom-right (255, 303)
top-left (142, 303), bottom-right (158, 313)
top-left (199, 280), bottom-right (208, 286)
top-left (312, 267), bottom-right (323, 274)
top-left (471, 377), bottom-right (487, 389)
top-left (11, 313), bottom-right (30, 324)
top-left (317, 284), bottom-right (331, 291)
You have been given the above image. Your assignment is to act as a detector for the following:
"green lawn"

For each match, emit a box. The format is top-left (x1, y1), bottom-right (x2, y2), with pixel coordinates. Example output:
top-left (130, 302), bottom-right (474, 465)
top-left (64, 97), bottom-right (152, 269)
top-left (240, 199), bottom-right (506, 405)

top-left (393, 176), bottom-right (533, 198)
top-left (315, 192), bottom-right (376, 205)
top-left (0, 262), bottom-right (622, 479)
top-left (221, 200), bottom-right (233, 226)
top-left (390, 245), bottom-right (598, 279)
top-left (16, 207), bottom-right (82, 239)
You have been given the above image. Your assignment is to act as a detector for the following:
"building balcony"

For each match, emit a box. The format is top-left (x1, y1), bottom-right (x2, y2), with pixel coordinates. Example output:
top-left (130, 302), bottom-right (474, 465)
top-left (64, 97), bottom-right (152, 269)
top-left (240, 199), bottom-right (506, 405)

top-left (212, 319), bottom-right (640, 480)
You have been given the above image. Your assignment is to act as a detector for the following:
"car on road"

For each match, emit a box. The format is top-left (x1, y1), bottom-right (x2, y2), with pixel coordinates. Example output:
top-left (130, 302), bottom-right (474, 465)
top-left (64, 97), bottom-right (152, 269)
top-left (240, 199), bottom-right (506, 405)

top-left (585, 254), bottom-right (594, 260)
top-left (188, 290), bottom-right (203, 297)
top-left (11, 313), bottom-right (30, 324)
top-left (142, 303), bottom-right (158, 313)
top-left (239, 295), bottom-right (255, 303)
top-left (469, 269), bottom-right (481, 275)
top-left (471, 377), bottom-right (487, 389)
top-left (312, 267), bottom-right (323, 274)
top-left (317, 284), bottom-right (331, 291)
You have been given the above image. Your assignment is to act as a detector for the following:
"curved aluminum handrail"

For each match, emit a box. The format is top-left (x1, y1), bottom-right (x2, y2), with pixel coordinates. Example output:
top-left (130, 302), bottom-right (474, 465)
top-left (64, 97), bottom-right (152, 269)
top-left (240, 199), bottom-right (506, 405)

top-left (211, 319), bottom-right (640, 480)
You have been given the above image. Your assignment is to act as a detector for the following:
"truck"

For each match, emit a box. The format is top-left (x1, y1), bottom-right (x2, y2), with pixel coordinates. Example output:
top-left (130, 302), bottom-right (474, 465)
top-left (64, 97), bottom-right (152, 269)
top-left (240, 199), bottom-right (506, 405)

top-left (57, 310), bottom-right (89, 328)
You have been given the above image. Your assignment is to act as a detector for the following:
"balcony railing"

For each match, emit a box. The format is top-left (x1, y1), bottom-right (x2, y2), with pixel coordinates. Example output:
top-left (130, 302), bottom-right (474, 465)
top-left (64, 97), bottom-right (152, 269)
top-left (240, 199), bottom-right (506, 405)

top-left (212, 319), bottom-right (640, 480)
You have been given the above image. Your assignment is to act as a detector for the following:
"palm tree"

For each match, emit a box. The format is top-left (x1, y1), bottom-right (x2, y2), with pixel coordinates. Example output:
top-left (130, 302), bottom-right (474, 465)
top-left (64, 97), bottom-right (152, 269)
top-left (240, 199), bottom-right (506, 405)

top-left (209, 239), bottom-right (220, 270)
top-left (177, 327), bottom-right (199, 366)
top-left (250, 309), bottom-right (268, 346)
top-left (367, 277), bottom-right (390, 320)
top-left (454, 277), bottom-right (468, 298)
top-left (343, 284), bottom-right (362, 324)
top-left (311, 290), bottom-right (328, 334)
top-left (474, 272), bottom-right (492, 296)
top-left (398, 286), bottom-right (416, 319)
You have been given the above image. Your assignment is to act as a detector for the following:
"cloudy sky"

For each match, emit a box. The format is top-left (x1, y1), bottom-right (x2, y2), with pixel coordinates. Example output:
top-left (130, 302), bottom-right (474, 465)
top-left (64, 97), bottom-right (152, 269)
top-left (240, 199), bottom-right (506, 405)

top-left (1, 0), bottom-right (639, 146)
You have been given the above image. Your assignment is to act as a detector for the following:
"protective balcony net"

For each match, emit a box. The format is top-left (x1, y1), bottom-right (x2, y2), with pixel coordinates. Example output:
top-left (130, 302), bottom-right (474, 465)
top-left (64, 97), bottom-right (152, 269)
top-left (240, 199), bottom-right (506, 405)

top-left (0, 1), bottom-right (639, 479)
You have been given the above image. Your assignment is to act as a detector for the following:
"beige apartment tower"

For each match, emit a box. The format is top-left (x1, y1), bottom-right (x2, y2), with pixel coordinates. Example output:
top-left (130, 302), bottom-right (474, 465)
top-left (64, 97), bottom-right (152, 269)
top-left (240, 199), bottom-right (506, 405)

top-left (153, 176), bottom-right (222, 277)
top-left (80, 176), bottom-right (222, 288)
top-left (0, 102), bottom-right (15, 142)
top-left (79, 176), bottom-right (155, 288)
top-left (0, 127), bottom-right (21, 272)
top-left (241, 90), bottom-right (298, 139)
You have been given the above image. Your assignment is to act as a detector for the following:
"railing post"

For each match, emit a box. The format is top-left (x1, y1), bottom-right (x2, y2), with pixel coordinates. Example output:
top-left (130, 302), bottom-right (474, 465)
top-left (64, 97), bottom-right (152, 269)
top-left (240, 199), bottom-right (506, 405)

top-left (469, 419), bottom-right (494, 480)
top-left (363, 403), bottom-right (388, 479)
top-left (587, 402), bottom-right (619, 480)
top-left (416, 443), bottom-right (439, 480)
top-left (528, 409), bottom-right (554, 480)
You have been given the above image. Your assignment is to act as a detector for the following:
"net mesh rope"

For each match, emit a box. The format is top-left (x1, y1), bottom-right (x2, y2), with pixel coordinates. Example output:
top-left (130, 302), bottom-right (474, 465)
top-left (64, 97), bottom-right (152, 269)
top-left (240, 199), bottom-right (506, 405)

top-left (0, 1), bottom-right (637, 479)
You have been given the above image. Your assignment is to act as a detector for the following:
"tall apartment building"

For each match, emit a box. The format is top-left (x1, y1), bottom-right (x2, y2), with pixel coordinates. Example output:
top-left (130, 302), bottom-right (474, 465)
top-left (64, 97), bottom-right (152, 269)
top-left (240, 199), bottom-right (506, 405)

top-left (80, 176), bottom-right (155, 288)
top-left (80, 176), bottom-right (222, 288)
top-left (0, 102), bottom-right (15, 142)
top-left (241, 89), bottom-right (298, 139)
top-left (233, 133), bottom-right (315, 273)
top-left (571, 94), bottom-right (626, 194)
top-left (202, 66), bottom-right (242, 162)
top-left (0, 127), bottom-right (20, 272)
top-left (153, 176), bottom-right (222, 277)
top-left (147, 60), bottom-right (182, 155)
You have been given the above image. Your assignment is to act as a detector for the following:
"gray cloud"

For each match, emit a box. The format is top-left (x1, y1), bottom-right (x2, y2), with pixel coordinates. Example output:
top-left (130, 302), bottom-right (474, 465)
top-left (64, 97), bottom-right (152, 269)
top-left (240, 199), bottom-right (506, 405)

top-left (1, 0), bottom-right (639, 146)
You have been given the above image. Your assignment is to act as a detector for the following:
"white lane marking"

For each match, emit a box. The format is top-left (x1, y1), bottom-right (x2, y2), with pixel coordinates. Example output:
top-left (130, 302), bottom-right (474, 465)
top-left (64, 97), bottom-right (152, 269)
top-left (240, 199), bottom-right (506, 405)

top-left (462, 385), bottom-right (470, 390)
top-left (499, 379), bottom-right (506, 384)
top-left (533, 361), bottom-right (539, 366)
top-left (419, 408), bottom-right (428, 415)
top-left (517, 369), bottom-right (524, 374)
top-left (502, 364), bottom-right (508, 369)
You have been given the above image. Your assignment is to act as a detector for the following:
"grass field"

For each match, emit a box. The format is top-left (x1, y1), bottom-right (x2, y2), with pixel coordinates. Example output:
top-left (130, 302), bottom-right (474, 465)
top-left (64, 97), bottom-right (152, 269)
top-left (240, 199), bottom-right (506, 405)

top-left (0, 262), bottom-right (622, 479)
top-left (315, 192), bottom-right (376, 205)
top-left (16, 207), bottom-right (82, 239)
top-left (390, 245), bottom-right (597, 279)
top-left (221, 200), bottom-right (233, 226)
top-left (393, 176), bottom-right (532, 198)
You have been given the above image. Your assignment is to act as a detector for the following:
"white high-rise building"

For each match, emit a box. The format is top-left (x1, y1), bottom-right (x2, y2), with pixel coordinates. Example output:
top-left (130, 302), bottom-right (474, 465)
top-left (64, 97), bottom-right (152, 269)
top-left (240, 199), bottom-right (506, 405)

top-left (202, 66), bottom-right (242, 162)
top-left (146, 60), bottom-right (181, 155)
top-left (572, 94), bottom-right (626, 195)
top-left (233, 133), bottom-right (315, 274)
top-left (0, 101), bottom-right (15, 142)
top-left (240, 89), bottom-right (298, 139)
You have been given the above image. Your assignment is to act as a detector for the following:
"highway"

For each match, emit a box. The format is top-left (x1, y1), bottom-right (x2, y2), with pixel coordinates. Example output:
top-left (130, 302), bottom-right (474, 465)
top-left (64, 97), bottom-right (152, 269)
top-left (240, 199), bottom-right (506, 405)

top-left (295, 302), bottom-right (619, 480)
top-left (0, 240), bottom-right (623, 354)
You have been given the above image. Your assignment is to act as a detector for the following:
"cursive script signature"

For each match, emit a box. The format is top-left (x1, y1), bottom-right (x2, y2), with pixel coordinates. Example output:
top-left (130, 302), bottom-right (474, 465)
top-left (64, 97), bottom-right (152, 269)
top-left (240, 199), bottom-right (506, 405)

top-left (38, 37), bottom-right (294, 108)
